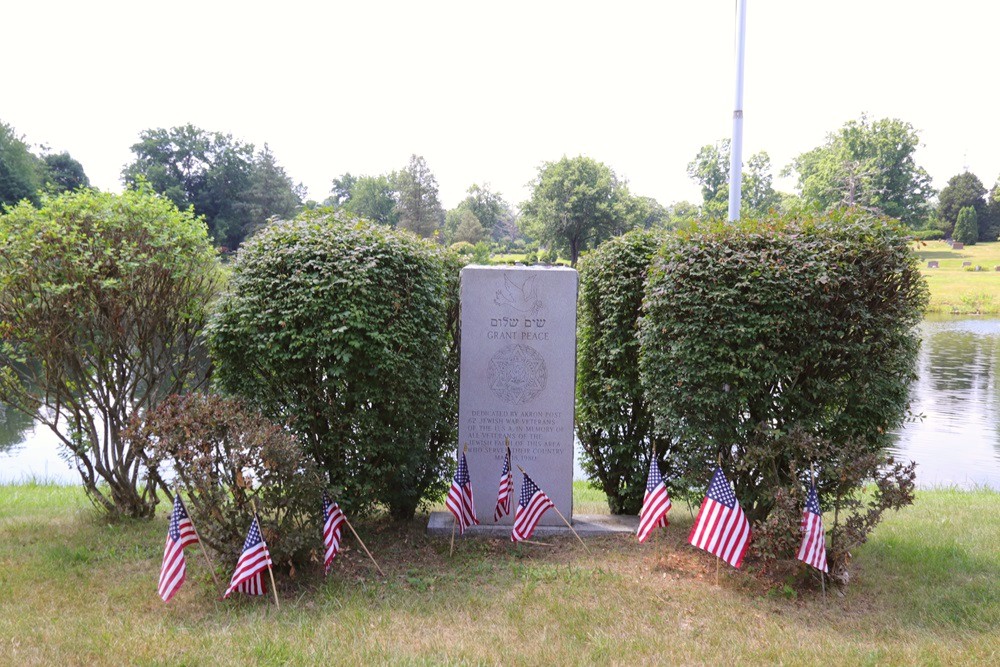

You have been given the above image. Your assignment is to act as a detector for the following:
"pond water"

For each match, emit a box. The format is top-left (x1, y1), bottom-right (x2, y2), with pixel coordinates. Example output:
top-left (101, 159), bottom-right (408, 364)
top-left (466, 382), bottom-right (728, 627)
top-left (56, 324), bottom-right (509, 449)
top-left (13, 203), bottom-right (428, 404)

top-left (3, 317), bottom-right (1000, 489)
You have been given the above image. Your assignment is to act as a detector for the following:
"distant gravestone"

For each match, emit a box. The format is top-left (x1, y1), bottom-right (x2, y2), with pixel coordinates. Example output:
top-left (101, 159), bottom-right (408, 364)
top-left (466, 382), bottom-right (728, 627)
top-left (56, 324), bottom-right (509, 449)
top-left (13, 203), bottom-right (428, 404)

top-left (927, 261), bottom-right (939, 268)
top-left (457, 265), bottom-right (577, 525)
top-left (953, 242), bottom-right (965, 250)
top-left (963, 261), bottom-right (972, 267)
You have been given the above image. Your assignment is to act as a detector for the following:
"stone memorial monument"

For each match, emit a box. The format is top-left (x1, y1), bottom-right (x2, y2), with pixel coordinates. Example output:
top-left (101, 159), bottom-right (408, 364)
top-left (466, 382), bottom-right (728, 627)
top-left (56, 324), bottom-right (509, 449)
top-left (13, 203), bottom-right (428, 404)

top-left (457, 265), bottom-right (577, 525)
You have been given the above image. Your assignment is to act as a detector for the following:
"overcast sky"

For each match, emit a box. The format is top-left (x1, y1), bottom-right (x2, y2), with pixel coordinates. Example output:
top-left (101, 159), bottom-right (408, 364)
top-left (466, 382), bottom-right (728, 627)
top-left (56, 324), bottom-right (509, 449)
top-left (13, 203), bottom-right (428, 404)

top-left (5, 1), bottom-right (998, 210)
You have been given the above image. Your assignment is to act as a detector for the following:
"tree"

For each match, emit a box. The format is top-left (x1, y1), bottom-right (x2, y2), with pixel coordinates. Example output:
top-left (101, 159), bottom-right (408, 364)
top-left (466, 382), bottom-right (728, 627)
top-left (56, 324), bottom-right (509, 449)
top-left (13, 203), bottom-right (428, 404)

top-left (395, 154), bottom-right (444, 238)
top-left (0, 187), bottom-right (221, 518)
top-left (451, 208), bottom-right (486, 244)
top-left (237, 144), bottom-right (303, 240)
top-left (786, 115), bottom-right (935, 226)
top-left (0, 121), bottom-right (42, 207)
top-left (122, 125), bottom-right (303, 248)
top-left (953, 206), bottom-right (979, 245)
top-left (343, 174), bottom-right (399, 226)
top-left (985, 180), bottom-right (1000, 239)
top-left (937, 172), bottom-right (987, 239)
top-left (687, 139), bottom-right (779, 218)
top-left (40, 152), bottom-right (90, 193)
top-left (457, 184), bottom-right (516, 242)
top-left (520, 155), bottom-right (630, 266)
top-left (329, 172), bottom-right (357, 207)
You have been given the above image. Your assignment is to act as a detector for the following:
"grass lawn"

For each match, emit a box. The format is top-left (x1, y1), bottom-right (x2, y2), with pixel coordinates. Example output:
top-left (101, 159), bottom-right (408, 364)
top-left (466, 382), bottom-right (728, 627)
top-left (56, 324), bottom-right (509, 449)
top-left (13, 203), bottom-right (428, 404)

top-left (1, 482), bottom-right (997, 665)
top-left (912, 240), bottom-right (1000, 313)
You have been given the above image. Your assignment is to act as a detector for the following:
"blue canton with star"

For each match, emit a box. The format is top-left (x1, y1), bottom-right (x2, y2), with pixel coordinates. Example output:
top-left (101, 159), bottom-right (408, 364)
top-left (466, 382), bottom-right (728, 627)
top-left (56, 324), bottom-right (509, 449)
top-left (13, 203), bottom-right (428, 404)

top-left (454, 453), bottom-right (471, 485)
top-left (242, 519), bottom-right (264, 551)
top-left (706, 467), bottom-right (738, 509)
top-left (169, 497), bottom-right (187, 541)
top-left (805, 485), bottom-right (822, 515)
top-left (520, 474), bottom-right (541, 506)
top-left (646, 460), bottom-right (663, 492)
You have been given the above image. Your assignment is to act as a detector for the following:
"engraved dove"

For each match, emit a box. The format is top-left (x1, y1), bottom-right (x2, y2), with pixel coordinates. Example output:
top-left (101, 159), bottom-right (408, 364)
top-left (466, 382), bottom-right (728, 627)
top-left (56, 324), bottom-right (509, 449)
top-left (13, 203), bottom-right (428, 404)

top-left (494, 273), bottom-right (543, 314)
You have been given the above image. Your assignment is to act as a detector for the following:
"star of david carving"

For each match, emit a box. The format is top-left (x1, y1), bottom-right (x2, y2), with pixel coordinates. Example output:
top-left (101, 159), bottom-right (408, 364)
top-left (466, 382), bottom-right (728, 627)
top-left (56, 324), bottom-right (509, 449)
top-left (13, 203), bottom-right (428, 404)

top-left (487, 344), bottom-right (547, 404)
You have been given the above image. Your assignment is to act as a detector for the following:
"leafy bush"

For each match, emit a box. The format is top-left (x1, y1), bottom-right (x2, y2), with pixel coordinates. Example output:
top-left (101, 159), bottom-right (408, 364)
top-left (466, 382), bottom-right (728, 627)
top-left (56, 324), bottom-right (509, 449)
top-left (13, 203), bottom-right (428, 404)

top-left (910, 229), bottom-right (944, 241)
top-left (639, 211), bottom-right (927, 573)
top-left (128, 393), bottom-right (325, 568)
top-left (450, 241), bottom-right (475, 256)
top-left (577, 230), bottom-right (673, 513)
top-left (208, 211), bottom-right (459, 519)
top-left (0, 187), bottom-right (221, 518)
top-left (953, 206), bottom-right (978, 245)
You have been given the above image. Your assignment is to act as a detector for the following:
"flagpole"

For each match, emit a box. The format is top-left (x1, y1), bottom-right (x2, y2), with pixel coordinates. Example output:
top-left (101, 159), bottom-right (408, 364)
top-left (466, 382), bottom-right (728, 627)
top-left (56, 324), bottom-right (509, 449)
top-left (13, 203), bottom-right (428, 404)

top-left (811, 463), bottom-right (826, 601)
top-left (728, 0), bottom-right (748, 222)
top-left (174, 488), bottom-right (222, 591)
top-left (250, 499), bottom-right (280, 609)
top-left (517, 465), bottom-right (589, 552)
top-left (342, 515), bottom-right (386, 577)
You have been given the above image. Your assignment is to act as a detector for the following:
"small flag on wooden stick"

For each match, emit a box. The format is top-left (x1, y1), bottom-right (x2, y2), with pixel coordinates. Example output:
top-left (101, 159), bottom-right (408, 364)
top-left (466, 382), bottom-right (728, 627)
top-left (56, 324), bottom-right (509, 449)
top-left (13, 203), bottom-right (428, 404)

top-left (511, 471), bottom-right (555, 542)
top-left (158, 494), bottom-right (199, 602)
top-left (322, 492), bottom-right (347, 576)
top-left (224, 516), bottom-right (273, 598)
top-left (796, 484), bottom-right (828, 573)
top-left (494, 442), bottom-right (513, 521)
top-left (637, 457), bottom-right (672, 543)
top-left (446, 450), bottom-right (479, 535)
top-left (688, 466), bottom-right (751, 568)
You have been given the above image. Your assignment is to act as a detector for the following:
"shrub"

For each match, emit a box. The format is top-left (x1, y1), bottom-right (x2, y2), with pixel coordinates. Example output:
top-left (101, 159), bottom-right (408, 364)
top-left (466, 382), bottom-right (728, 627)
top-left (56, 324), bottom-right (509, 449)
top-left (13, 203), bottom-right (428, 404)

top-left (576, 230), bottom-right (673, 513)
top-left (208, 211), bottom-right (459, 519)
top-left (953, 206), bottom-right (978, 245)
top-left (0, 187), bottom-right (221, 518)
top-left (128, 393), bottom-right (325, 568)
top-left (450, 241), bottom-right (475, 256)
top-left (639, 211), bottom-right (927, 573)
top-left (910, 229), bottom-right (944, 241)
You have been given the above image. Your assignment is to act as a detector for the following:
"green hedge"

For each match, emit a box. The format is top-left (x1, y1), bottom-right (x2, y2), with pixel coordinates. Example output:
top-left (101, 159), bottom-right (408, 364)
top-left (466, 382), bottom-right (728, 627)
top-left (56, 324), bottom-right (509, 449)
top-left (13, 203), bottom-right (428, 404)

top-left (576, 230), bottom-right (670, 514)
top-left (637, 211), bottom-right (927, 567)
top-left (208, 211), bottom-right (460, 519)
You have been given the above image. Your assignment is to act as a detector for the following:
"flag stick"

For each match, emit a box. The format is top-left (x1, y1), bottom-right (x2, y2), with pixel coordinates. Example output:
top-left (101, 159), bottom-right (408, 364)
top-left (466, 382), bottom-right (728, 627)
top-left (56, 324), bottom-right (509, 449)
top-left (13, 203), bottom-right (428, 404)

top-left (174, 489), bottom-right (221, 591)
top-left (550, 504), bottom-right (589, 552)
top-left (519, 539), bottom-right (553, 547)
top-left (249, 499), bottom-right (280, 610)
top-left (450, 515), bottom-right (457, 557)
top-left (716, 556), bottom-right (720, 586)
top-left (342, 515), bottom-right (386, 577)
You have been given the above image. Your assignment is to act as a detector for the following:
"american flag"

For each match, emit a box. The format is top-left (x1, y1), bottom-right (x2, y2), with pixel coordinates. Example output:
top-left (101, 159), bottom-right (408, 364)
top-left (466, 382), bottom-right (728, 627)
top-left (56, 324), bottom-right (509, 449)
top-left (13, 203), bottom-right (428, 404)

top-left (445, 451), bottom-right (479, 535)
top-left (511, 472), bottom-right (554, 542)
top-left (636, 458), bottom-right (672, 543)
top-left (157, 494), bottom-right (199, 603)
top-left (223, 516), bottom-right (273, 598)
top-left (494, 447), bottom-right (512, 521)
top-left (796, 484), bottom-right (828, 573)
top-left (322, 492), bottom-right (347, 576)
top-left (688, 466), bottom-right (751, 568)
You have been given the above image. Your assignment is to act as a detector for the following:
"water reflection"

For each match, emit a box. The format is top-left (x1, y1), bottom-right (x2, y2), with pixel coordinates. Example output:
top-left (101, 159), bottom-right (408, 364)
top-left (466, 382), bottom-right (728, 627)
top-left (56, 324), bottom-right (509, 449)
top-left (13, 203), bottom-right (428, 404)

top-left (0, 402), bottom-right (34, 454)
top-left (891, 317), bottom-right (1000, 487)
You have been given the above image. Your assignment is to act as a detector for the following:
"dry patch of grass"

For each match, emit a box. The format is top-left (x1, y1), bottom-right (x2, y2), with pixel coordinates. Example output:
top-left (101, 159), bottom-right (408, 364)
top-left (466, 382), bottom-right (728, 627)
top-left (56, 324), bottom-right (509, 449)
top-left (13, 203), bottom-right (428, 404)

top-left (1, 484), bottom-right (997, 665)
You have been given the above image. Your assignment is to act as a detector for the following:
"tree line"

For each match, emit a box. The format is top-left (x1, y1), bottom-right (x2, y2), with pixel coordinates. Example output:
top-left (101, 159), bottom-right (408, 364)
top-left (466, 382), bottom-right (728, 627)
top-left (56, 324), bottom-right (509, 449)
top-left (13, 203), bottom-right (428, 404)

top-left (3, 115), bottom-right (1000, 261)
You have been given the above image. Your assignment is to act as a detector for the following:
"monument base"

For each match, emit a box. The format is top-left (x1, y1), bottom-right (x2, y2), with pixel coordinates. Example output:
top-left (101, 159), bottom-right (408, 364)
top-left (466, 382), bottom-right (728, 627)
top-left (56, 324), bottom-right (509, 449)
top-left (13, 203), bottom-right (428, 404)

top-left (426, 511), bottom-right (638, 538)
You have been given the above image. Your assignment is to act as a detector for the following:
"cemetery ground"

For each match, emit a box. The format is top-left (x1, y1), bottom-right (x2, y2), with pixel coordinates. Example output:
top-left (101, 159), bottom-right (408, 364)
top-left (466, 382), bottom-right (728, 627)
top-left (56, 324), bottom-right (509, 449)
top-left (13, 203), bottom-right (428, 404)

top-left (1, 483), bottom-right (996, 665)
top-left (913, 240), bottom-right (1000, 313)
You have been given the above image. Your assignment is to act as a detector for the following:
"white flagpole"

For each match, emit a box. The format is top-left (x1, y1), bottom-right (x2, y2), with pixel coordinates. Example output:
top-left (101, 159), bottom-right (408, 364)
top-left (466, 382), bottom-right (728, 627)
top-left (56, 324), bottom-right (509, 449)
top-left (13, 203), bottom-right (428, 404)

top-left (728, 0), bottom-right (749, 222)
